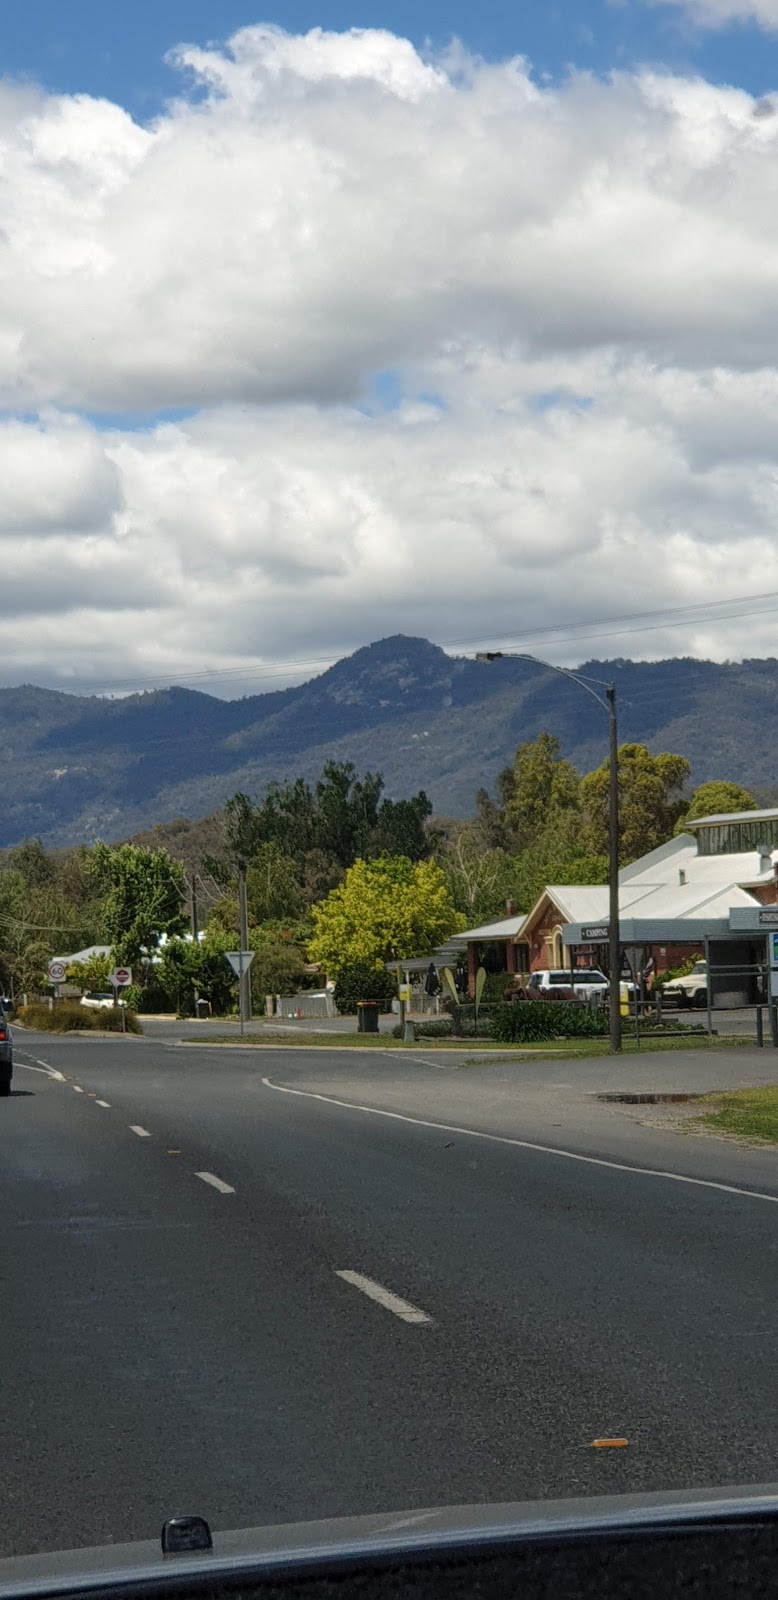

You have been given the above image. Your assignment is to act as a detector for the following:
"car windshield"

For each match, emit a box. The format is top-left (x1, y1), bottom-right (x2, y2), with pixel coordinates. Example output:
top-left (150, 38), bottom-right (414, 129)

top-left (0, 0), bottom-right (775, 1574)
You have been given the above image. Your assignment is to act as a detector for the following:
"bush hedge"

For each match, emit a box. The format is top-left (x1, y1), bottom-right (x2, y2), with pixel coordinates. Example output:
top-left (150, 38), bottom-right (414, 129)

top-left (489, 1001), bottom-right (608, 1043)
top-left (334, 962), bottom-right (397, 1014)
top-left (17, 1001), bottom-right (142, 1034)
top-left (391, 1018), bottom-right (454, 1039)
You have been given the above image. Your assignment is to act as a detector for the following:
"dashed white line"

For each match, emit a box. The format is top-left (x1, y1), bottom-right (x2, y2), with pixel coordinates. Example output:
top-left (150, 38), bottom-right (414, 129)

top-left (73, 1086), bottom-right (84, 1093)
top-left (336, 1270), bottom-right (432, 1325)
top-left (130, 1125), bottom-right (151, 1138)
top-left (95, 1099), bottom-right (111, 1108)
top-left (195, 1170), bottom-right (235, 1195)
top-left (261, 1077), bottom-right (778, 1208)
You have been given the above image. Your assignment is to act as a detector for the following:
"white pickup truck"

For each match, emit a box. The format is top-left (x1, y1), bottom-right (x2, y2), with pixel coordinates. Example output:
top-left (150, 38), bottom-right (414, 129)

top-left (660, 961), bottom-right (707, 1009)
top-left (525, 968), bottom-right (611, 1003)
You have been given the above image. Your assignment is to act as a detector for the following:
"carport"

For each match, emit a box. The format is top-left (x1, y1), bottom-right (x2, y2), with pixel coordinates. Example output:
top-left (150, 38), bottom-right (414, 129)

top-left (563, 907), bottom-right (778, 1043)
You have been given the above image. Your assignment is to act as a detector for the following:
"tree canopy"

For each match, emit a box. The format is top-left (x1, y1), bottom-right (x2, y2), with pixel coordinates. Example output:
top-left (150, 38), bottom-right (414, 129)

top-left (90, 842), bottom-right (188, 964)
top-left (676, 780), bottom-right (758, 832)
top-left (309, 855), bottom-right (464, 972)
top-left (580, 744), bottom-right (691, 864)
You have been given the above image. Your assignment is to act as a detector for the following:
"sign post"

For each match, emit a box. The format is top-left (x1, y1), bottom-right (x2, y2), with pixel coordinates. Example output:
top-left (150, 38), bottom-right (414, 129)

top-left (111, 966), bottom-right (132, 1033)
top-left (48, 959), bottom-right (67, 987)
top-left (225, 951), bottom-right (255, 1036)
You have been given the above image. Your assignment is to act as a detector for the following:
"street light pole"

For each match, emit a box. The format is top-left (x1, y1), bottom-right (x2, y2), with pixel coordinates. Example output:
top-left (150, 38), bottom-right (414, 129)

top-left (476, 651), bottom-right (621, 1053)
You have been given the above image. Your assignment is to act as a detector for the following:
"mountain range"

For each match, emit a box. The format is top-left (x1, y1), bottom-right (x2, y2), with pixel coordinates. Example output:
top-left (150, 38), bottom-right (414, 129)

top-left (1, 635), bottom-right (776, 848)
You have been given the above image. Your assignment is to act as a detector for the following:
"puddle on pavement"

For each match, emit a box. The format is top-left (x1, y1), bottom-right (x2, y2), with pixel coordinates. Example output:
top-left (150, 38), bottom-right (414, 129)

top-left (595, 1091), bottom-right (706, 1105)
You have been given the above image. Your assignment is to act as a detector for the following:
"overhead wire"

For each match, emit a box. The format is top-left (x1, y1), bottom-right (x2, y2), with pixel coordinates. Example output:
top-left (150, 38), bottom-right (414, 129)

top-left (4, 583), bottom-right (778, 697)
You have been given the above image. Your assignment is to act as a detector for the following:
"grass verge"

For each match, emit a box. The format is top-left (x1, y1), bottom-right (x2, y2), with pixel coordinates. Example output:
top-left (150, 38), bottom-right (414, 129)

top-left (180, 1031), bottom-right (755, 1055)
top-left (690, 1085), bottom-right (778, 1144)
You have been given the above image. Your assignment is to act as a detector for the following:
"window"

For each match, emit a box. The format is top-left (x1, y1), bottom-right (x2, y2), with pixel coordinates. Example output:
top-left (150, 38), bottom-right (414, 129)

top-left (696, 818), bottom-right (778, 855)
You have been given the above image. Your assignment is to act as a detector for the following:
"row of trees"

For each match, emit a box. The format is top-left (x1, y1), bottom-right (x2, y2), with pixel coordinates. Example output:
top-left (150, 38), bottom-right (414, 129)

top-left (0, 748), bottom-right (759, 1010)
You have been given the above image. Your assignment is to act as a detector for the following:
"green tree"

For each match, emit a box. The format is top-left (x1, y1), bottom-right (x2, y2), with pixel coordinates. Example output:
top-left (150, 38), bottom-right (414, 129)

top-left (309, 855), bottom-right (464, 974)
top-left (249, 932), bottom-right (310, 1002)
top-left (91, 843), bottom-right (187, 964)
top-left (439, 828), bottom-right (517, 925)
top-left (157, 938), bottom-right (203, 1016)
top-left (333, 961), bottom-right (397, 1013)
top-left (503, 733), bottom-right (581, 848)
top-left (581, 744), bottom-right (691, 864)
top-left (675, 779), bottom-right (758, 833)
top-left (222, 792), bottom-right (265, 867)
top-left (246, 842), bottom-right (302, 923)
top-left (66, 952), bottom-right (113, 990)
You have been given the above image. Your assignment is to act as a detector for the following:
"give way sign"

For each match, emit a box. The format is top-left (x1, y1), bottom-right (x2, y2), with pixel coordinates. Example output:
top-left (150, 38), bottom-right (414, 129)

top-left (112, 966), bottom-right (132, 988)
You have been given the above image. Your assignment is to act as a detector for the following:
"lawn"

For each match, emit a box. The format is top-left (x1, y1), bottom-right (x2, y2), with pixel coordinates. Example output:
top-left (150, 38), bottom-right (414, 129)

top-left (692, 1085), bottom-right (778, 1144)
top-left (182, 1031), bottom-right (756, 1056)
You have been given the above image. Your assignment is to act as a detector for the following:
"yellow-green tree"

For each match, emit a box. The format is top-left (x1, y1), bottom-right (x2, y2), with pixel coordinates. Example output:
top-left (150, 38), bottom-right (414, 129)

top-left (309, 855), bottom-right (464, 974)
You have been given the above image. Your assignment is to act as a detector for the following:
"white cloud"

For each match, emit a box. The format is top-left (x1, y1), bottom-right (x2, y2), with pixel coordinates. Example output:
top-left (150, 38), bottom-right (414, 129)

top-left (2, 27), bottom-right (778, 690)
top-left (650, 0), bottom-right (778, 30)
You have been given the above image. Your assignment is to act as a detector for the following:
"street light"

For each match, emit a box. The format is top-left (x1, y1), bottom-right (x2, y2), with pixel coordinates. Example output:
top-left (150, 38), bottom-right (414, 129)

top-left (476, 651), bottom-right (621, 1054)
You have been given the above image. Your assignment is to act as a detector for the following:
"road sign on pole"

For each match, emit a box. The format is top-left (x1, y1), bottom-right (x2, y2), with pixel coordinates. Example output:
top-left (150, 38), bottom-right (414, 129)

top-left (225, 951), bottom-right (254, 1036)
top-left (48, 959), bottom-right (67, 985)
top-left (111, 967), bottom-right (132, 988)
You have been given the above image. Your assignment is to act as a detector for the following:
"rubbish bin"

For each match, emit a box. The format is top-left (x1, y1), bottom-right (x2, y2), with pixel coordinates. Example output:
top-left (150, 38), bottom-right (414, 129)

top-left (195, 998), bottom-right (209, 1018)
top-left (357, 1001), bottom-right (380, 1034)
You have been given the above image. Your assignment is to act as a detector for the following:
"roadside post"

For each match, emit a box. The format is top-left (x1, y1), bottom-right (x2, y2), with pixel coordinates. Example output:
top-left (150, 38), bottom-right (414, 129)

top-left (47, 959), bottom-right (66, 1007)
top-left (769, 932), bottom-right (778, 1048)
top-left (225, 951), bottom-right (255, 1037)
top-left (111, 966), bottom-right (132, 1033)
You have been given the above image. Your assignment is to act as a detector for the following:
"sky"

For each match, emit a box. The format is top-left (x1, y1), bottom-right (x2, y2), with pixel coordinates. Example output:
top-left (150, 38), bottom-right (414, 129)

top-left (3, 0), bottom-right (778, 696)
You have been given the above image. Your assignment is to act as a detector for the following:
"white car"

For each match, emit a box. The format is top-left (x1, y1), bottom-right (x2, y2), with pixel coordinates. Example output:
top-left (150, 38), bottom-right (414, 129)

top-left (80, 990), bottom-right (126, 1010)
top-left (526, 968), bottom-right (611, 1003)
top-left (661, 961), bottom-right (707, 1009)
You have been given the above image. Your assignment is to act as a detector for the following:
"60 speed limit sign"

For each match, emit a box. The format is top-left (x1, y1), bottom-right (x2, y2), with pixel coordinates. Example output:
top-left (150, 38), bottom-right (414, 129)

top-left (111, 966), bottom-right (132, 988)
top-left (48, 959), bottom-right (67, 984)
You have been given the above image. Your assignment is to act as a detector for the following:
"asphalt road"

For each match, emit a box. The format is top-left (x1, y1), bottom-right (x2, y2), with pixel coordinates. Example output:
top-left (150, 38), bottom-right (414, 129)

top-left (1, 1034), bottom-right (776, 1560)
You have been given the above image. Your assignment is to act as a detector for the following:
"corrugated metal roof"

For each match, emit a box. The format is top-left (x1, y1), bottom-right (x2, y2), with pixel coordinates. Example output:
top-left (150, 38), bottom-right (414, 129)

top-left (451, 914), bottom-right (527, 942)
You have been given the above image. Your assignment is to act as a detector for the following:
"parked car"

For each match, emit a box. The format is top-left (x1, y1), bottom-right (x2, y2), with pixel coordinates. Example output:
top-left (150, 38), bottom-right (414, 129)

top-left (0, 1006), bottom-right (12, 1095)
top-left (661, 961), bottom-right (707, 1009)
top-left (80, 991), bottom-right (125, 1010)
top-left (526, 968), bottom-right (611, 1003)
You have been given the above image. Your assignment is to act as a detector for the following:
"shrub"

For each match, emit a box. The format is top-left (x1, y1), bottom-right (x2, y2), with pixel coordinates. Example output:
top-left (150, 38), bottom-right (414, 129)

top-left (391, 1018), bottom-right (454, 1039)
top-left (17, 1001), bottom-right (142, 1034)
top-left (656, 958), bottom-right (700, 988)
top-left (489, 1002), bottom-right (608, 1043)
top-left (334, 962), bottom-right (397, 1014)
top-left (479, 970), bottom-right (517, 1004)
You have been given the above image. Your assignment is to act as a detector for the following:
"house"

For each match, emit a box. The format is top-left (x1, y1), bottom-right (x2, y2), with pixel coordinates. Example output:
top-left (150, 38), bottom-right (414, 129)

top-left (448, 911), bottom-right (528, 994)
top-left (452, 807), bottom-right (778, 997)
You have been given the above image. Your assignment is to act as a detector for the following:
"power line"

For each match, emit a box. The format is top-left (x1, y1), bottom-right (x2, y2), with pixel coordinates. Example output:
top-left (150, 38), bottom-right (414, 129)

top-left (6, 583), bottom-right (778, 699)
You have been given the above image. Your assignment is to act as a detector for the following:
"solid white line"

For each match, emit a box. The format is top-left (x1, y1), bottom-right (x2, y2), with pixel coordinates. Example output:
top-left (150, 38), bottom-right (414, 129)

top-left (261, 1077), bottom-right (778, 1207)
top-left (195, 1170), bottom-right (235, 1195)
top-left (336, 1270), bottom-right (432, 1325)
top-left (130, 1125), bottom-right (151, 1138)
top-left (73, 1086), bottom-right (84, 1093)
top-left (95, 1099), bottom-right (111, 1108)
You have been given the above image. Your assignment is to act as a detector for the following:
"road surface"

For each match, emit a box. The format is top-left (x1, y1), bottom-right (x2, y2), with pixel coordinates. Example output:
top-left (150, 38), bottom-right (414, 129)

top-left (1, 1033), bottom-right (776, 1558)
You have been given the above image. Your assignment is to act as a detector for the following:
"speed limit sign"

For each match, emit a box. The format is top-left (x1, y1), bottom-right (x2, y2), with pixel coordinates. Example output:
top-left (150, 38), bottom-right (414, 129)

top-left (48, 959), bottom-right (67, 984)
top-left (112, 966), bottom-right (132, 988)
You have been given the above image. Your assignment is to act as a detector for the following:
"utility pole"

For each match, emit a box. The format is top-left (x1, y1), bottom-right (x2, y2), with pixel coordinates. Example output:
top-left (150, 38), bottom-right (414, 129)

top-left (237, 860), bottom-right (252, 1023)
top-left (607, 686), bottom-right (621, 1056)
